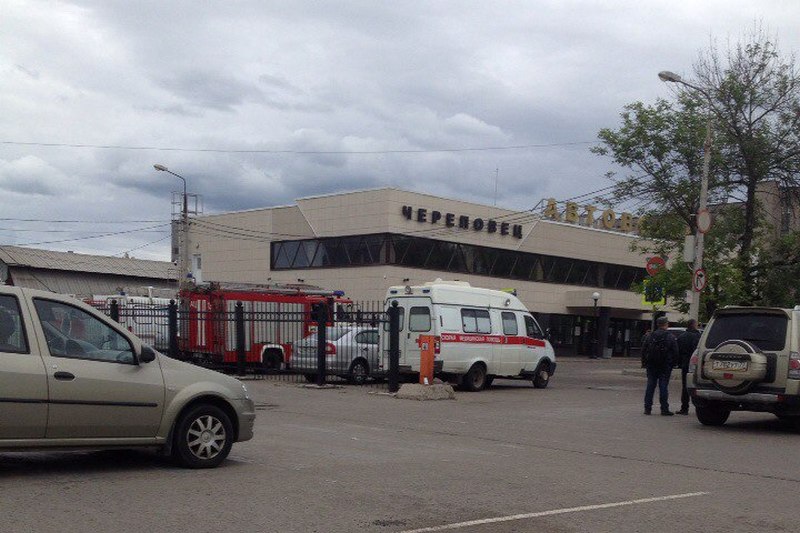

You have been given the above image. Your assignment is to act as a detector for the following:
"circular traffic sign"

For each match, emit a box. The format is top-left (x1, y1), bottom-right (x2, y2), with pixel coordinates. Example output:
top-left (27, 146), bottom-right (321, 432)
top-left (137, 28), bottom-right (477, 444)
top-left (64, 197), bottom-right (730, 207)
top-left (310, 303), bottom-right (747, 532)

top-left (693, 268), bottom-right (707, 292)
top-left (697, 209), bottom-right (712, 234)
top-left (646, 256), bottom-right (666, 277)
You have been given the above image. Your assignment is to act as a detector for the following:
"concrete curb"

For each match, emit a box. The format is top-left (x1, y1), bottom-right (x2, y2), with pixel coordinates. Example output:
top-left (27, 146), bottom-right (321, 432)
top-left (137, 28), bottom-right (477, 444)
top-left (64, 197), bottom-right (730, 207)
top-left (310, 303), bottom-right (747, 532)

top-left (396, 383), bottom-right (456, 401)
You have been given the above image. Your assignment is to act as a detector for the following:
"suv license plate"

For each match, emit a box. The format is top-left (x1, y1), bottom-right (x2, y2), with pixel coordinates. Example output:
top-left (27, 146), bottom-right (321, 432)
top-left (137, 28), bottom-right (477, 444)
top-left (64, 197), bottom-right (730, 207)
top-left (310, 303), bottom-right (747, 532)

top-left (712, 360), bottom-right (748, 372)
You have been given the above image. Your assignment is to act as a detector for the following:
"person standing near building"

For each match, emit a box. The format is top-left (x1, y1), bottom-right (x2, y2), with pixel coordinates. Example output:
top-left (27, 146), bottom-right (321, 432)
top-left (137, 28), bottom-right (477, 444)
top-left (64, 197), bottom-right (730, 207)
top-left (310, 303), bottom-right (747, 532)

top-left (642, 316), bottom-right (678, 416)
top-left (676, 319), bottom-right (701, 415)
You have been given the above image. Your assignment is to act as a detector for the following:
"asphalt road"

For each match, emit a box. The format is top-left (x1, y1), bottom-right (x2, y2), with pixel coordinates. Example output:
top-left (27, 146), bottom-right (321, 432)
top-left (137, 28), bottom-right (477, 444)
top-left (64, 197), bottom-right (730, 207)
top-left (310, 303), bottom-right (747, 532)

top-left (2, 358), bottom-right (799, 533)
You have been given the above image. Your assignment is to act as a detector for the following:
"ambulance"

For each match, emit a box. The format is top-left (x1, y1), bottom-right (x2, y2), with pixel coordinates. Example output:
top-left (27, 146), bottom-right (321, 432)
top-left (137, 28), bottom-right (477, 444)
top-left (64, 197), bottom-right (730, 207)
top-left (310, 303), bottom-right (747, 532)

top-left (383, 280), bottom-right (556, 391)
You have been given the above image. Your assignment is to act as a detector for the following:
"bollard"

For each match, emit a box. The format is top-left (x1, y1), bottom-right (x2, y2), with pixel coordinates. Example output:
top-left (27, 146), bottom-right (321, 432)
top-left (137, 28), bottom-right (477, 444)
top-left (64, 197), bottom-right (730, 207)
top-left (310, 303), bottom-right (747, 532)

top-left (388, 301), bottom-right (400, 393)
top-left (315, 302), bottom-right (327, 387)
top-left (168, 299), bottom-right (179, 359)
top-left (110, 299), bottom-right (119, 323)
top-left (235, 302), bottom-right (246, 376)
top-left (418, 334), bottom-right (435, 385)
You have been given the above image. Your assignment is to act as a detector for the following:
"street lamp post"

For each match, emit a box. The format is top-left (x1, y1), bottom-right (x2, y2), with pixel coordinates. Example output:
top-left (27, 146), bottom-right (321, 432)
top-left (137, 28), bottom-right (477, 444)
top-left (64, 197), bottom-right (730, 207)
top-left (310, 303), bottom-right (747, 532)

top-left (591, 291), bottom-right (600, 359)
top-left (154, 164), bottom-right (189, 291)
top-left (658, 71), bottom-right (713, 324)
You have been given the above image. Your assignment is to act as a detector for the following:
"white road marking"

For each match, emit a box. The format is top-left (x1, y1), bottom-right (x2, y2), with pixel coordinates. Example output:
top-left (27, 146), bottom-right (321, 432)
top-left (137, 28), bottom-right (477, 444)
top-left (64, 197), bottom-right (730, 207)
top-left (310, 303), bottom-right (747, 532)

top-left (398, 491), bottom-right (709, 533)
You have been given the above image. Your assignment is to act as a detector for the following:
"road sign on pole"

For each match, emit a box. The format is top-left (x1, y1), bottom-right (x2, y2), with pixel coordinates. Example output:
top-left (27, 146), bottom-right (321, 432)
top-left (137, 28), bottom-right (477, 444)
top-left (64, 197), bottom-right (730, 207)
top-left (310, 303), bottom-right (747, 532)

top-left (697, 209), bottom-right (712, 234)
top-left (642, 278), bottom-right (666, 306)
top-left (692, 268), bottom-right (707, 292)
top-left (646, 256), bottom-right (666, 277)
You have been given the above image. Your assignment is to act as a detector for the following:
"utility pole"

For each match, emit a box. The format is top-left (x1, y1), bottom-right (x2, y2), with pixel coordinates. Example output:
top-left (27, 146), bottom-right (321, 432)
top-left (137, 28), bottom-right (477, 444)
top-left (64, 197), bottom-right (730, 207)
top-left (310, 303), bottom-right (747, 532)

top-left (154, 164), bottom-right (190, 291)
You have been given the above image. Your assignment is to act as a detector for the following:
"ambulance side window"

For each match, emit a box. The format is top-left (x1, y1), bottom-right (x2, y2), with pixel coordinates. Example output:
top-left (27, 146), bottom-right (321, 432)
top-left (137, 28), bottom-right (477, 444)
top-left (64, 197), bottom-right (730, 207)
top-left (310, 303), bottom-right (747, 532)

top-left (462, 309), bottom-right (491, 334)
top-left (502, 312), bottom-right (518, 335)
top-left (524, 315), bottom-right (543, 338)
top-left (438, 306), bottom-right (461, 332)
top-left (409, 307), bottom-right (431, 332)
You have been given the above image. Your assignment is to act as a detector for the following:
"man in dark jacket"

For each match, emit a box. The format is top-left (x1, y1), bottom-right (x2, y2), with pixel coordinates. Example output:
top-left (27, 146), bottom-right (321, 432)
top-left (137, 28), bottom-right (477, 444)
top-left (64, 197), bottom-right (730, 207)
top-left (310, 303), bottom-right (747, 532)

top-left (642, 316), bottom-right (679, 416)
top-left (676, 319), bottom-right (701, 415)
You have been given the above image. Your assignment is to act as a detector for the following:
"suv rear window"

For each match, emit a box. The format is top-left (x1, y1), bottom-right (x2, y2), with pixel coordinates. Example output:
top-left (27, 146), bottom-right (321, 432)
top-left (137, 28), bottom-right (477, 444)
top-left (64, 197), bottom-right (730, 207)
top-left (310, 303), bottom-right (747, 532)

top-left (705, 313), bottom-right (788, 352)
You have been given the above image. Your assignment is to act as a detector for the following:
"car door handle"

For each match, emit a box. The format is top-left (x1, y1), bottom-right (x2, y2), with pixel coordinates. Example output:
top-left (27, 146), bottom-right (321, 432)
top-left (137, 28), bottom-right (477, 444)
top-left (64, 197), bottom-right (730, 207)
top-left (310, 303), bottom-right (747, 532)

top-left (54, 371), bottom-right (75, 381)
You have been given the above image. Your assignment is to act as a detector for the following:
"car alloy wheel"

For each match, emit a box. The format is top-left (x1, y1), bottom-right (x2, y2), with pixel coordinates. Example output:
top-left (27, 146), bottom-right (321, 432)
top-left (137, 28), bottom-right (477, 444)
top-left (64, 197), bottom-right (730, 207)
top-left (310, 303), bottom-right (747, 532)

top-left (173, 404), bottom-right (234, 468)
top-left (186, 414), bottom-right (227, 461)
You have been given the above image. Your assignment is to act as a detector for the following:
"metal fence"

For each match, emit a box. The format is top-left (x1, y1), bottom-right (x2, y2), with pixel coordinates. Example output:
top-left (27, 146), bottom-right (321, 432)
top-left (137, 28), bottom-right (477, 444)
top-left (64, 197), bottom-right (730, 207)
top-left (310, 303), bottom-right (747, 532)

top-left (91, 299), bottom-right (402, 391)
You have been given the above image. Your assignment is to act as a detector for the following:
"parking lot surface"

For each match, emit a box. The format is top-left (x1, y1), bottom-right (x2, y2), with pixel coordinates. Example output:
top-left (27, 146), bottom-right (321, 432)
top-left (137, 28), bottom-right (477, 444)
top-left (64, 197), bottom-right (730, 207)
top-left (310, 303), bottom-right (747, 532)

top-left (2, 358), bottom-right (799, 533)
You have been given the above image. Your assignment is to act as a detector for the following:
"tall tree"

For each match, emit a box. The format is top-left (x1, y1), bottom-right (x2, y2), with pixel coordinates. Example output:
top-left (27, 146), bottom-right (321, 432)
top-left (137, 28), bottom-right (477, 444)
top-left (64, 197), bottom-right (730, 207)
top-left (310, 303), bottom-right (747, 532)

top-left (693, 26), bottom-right (800, 301)
top-left (595, 25), bottom-right (800, 310)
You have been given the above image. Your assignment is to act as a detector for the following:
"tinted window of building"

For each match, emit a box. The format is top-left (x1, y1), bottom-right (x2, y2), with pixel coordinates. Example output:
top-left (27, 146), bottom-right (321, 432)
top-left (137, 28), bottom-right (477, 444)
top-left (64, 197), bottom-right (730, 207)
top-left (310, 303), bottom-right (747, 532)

top-left (548, 314), bottom-right (576, 347)
top-left (271, 233), bottom-right (646, 292)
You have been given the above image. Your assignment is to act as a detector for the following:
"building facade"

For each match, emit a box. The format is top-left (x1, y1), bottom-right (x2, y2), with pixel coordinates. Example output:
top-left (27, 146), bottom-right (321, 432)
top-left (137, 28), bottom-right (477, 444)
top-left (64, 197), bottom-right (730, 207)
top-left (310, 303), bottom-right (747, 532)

top-left (186, 188), bottom-right (682, 357)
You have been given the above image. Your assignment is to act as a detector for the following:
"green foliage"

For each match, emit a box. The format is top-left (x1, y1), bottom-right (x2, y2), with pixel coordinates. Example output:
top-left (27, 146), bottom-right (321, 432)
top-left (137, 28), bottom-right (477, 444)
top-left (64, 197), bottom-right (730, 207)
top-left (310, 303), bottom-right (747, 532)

top-left (596, 25), bottom-right (800, 314)
top-left (757, 231), bottom-right (800, 307)
top-left (592, 96), bottom-right (730, 233)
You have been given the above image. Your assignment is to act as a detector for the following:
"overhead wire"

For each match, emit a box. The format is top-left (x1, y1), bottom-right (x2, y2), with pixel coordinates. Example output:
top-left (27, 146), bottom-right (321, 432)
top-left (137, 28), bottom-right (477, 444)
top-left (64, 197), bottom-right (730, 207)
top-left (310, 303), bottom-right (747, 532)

top-left (11, 223), bottom-right (170, 247)
top-left (0, 139), bottom-right (595, 154)
top-left (0, 218), bottom-right (168, 224)
top-left (118, 235), bottom-right (172, 256)
top-left (0, 227), bottom-right (168, 234)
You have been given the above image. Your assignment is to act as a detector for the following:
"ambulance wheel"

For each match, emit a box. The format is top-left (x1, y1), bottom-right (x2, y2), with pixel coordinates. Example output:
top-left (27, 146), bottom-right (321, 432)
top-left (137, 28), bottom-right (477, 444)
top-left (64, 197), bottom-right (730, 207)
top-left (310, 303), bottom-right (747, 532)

top-left (532, 361), bottom-right (551, 389)
top-left (461, 363), bottom-right (487, 392)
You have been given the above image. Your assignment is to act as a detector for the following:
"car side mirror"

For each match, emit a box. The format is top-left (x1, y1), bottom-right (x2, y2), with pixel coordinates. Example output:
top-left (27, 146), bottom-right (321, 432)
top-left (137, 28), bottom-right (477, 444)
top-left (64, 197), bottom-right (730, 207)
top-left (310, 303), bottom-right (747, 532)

top-left (139, 344), bottom-right (157, 364)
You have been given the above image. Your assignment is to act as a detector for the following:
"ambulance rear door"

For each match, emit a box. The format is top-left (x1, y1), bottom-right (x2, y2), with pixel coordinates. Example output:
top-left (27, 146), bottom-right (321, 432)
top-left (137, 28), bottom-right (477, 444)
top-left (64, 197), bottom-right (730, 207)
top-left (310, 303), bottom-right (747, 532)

top-left (385, 296), bottom-right (433, 372)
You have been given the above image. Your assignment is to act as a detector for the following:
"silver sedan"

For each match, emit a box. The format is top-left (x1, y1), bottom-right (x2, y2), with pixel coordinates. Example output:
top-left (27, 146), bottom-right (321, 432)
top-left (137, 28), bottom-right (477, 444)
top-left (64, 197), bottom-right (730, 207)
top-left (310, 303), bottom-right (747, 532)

top-left (291, 326), bottom-right (381, 385)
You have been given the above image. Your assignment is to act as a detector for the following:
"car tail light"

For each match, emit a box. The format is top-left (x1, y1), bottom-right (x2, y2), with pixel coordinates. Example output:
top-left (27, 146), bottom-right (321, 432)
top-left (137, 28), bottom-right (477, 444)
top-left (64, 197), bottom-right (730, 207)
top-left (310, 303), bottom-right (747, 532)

top-left (325, 342), bottom-right (337, 357)
top-left (789, 352), bottom-right (800, 380)
top-left (687, 350), bottom-right (699, 374)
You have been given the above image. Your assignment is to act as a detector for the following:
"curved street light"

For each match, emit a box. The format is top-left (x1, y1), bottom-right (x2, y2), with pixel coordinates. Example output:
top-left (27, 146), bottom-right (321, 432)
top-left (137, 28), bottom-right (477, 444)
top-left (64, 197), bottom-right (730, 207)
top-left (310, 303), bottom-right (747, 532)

top-left (658, 71), bottom-right (713, 324)
top-left (154, 164), bottom-right (190, 290)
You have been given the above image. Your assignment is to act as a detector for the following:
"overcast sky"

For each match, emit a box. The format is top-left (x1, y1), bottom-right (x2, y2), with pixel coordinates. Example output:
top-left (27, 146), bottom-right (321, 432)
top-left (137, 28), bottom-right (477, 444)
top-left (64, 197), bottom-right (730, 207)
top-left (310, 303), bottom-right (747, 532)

top-left (2, 1), bottom-right (799, 261)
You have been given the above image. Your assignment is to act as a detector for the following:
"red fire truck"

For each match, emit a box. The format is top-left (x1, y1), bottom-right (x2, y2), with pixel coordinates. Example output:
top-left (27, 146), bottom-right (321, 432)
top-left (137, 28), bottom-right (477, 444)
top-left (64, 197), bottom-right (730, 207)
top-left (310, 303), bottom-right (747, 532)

top-left (179, 282), bottom-right (351, 369)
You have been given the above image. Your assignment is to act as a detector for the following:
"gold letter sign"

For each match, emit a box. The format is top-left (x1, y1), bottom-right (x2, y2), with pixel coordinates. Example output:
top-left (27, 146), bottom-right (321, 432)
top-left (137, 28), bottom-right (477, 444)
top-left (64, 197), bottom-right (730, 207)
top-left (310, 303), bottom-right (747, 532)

top-left (541, 198), bottom-right (637, 233)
